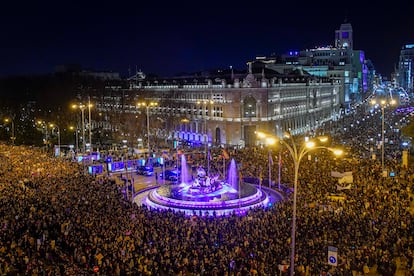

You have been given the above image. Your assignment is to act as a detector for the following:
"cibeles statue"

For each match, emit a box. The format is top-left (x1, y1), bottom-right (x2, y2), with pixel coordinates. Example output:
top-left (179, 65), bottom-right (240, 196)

top-left (197, 166), bottom-right (206, 178)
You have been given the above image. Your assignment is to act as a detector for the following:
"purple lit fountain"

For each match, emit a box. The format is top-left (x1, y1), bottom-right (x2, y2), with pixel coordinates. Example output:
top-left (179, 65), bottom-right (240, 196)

top-left (134, 154), bottom-right (282, 216)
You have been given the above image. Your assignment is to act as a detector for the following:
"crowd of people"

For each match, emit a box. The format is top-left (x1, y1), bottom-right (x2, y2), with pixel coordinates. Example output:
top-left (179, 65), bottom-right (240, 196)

top-left (0, 99), bottom-right (413, 276)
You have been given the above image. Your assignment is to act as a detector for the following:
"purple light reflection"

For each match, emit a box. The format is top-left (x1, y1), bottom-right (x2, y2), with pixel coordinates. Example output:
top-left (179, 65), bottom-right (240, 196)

top-left (134, 157), bottom-right (283, 217)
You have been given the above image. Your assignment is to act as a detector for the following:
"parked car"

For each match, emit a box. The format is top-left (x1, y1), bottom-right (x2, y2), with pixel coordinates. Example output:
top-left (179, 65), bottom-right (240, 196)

top-left (137, 166), bottom-right (154, 176)
top-left (160, 169), bottom-right (180, 181)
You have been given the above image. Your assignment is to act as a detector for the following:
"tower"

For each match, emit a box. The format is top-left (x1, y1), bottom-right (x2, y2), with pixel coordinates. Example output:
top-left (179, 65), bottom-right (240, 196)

top-left (335, 20), bottom-right (353, 49)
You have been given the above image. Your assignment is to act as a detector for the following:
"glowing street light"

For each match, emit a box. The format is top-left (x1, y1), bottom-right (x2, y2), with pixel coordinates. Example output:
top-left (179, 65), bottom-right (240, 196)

top-left (69, 126), bottom-right (79, 154)
top-left (37, 120), bottom-right (49, 149)
top-left (370, 98), bottom-right (396, 173)
top-left (72, 104), bottom-right (87, 153)
top-left (49, 123), bottom-right (61, 157)
top-left (256, 131), bottom-right (342, 275)
top-left (4, 118), bottom-right (15, 144)
top-left (137, 101), bottom-right (158, 155)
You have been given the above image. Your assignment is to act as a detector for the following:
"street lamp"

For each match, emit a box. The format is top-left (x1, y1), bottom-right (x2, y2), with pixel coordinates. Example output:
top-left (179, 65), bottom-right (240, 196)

top-left (37, 120), bottom-right (49, 149)
top-left (4, 118), bottom-right (15, 144)
top-left (72, 104), bottom-right (86, 153)
top-left (69, 126), bottom-right (79, 154)
top-left (87, 98), bottom-right (93, 152)
top-left (196, 100), bottom-right (213, 170)
top-left (371, 98), bottom-right (396, 173)
top-left (137, 101), bottom-right (158, 156)
top-left (49, 124), bottom-right (60, 157)
top-left (256, 131), bottom-right (342, 275)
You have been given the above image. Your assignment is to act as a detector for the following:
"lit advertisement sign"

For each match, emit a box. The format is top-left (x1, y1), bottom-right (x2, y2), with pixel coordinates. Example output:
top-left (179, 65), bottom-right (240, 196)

top-left (90, 152), bottom-right (100, 161)
top-left (108, 161), bottom-right (125, 172)
top-left (88, 165), bottom-right (103, 174)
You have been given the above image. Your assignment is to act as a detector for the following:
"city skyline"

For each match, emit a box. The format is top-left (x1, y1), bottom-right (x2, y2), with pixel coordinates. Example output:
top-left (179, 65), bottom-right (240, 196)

top-left (1, 0), bottom-right (412, 79)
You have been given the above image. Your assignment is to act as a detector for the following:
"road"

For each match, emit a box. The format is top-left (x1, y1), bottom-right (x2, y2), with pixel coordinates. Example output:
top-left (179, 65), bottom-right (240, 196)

top-left (111, 166), bottom-right (171, 194)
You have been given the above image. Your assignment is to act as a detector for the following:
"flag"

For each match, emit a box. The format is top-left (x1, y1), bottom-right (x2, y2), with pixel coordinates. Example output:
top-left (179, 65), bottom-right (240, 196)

top-left (338, 175), bottom-right (353, 184)
top-left (278, 264), bottom-right (289, 272)
top-left (222, 149), bottom-right (230, 160)
top-left (336, 183), bottom-right (352, 190)
top-left (331, 171), bottom-right (343, 178)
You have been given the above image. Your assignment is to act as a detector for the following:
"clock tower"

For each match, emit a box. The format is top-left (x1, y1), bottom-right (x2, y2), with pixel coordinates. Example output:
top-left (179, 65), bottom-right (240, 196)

top-left (335, 20), bottom-right (353, 49)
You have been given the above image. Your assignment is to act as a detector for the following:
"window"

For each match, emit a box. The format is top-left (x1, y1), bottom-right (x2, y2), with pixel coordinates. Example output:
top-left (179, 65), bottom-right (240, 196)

top-left (243, 96), bottom-right (257, 118)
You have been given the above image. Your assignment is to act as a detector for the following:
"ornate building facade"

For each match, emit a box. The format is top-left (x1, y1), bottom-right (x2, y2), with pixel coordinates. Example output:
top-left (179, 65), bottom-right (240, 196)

top-left (96, 68), bottom-right (340, 148)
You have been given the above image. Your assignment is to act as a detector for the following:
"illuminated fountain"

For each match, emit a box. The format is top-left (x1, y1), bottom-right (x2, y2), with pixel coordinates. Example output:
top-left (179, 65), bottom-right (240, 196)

top-left (134, 154), bottom-right (282, 216)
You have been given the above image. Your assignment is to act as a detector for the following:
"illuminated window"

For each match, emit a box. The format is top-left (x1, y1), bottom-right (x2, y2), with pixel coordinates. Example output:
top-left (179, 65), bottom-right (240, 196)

top-left (243, 96), bottom-right (257, 118)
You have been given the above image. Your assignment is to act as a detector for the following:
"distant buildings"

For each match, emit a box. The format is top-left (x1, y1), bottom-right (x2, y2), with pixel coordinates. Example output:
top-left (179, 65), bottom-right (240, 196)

top-left (246, 21), bottom-right (373, 108)
top-left (54, 64), bottom-right (121, 80)
top-left (396, 44), bottom-right (414, 93)
top-left (76, 21), bottom-right (406, 149)
top-left (94, 67), bottom-right (340, 148)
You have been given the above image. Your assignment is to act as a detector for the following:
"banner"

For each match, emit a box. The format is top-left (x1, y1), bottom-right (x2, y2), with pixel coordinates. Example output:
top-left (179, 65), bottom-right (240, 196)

top-left (331, 171), bottom-right (352, 178)
top-left (331, 171), bottom-right (343, 178)
top-left (338, 175), bottom-right (353, 184)
top-left (336, 183), bottom-right (352, 190)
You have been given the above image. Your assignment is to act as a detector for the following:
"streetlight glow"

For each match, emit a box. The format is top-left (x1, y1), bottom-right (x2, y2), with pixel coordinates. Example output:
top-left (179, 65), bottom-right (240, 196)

top-left (371, 97), bottom-right (397, 173)
top-left (265, 137), bottom-right (277, 145)
top-left (4, 118), bottom-right (15, 144)
top-left (69, 126), bottom-right (79, 153)
top-left (317, 136), bottom-right (329, 143)
top-left (49, 123), bottom-right (61, 157)
top-left (137, 101), bottom-right (159, 155)
top-left (305, 141), bottom-right (315, 148)
top-left (256, 130), bottom-right (342, 275)
top-left (332, 149), bottom-right (344, 156)
top-left (72, 103), bottom-right (87, 153)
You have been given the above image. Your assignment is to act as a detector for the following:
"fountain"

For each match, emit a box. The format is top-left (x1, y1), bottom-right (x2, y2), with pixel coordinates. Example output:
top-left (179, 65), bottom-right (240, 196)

top-left (134, 155), bottom-right (282, 216)
top-left (180, 154), bottom-right (191, 184)
top-left (227, 158), bottom-right (238, 191)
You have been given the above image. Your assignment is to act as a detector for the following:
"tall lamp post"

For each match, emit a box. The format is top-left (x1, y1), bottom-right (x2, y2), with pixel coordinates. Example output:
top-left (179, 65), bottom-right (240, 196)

top-left (4, 118), bottom-right (15, 145)
top-left (49, 124), bottom-right (61, 157)
top-left (256, 131), bottom-right (342, 275)
top-left (371, 98), bottom-right (396, 173)
top-left (70, 126), bottom-right (79, 154)
top-left (88, 98), bottom-right (93, 152)
top-left (37, 120), bottom-right (49, 150)
top-left (72, 104), bottom-right (87, 153)
top-left (197, 100), bottom-right (213, 170)
top-left (137, 101), bottom-right (158, 156)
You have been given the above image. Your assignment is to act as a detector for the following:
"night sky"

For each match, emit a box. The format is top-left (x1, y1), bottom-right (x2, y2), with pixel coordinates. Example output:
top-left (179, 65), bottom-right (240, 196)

top-left (1, 1), bottom-right (412, 79)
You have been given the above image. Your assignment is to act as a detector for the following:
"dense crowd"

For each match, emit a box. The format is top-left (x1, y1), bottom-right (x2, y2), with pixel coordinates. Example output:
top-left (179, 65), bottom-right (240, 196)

top-left (0, 101), bottom-right (414, 275)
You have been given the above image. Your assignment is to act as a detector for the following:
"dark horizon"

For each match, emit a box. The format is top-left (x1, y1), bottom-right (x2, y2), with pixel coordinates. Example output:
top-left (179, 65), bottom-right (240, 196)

top-left (1, 1), bottom-right (413, 79)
